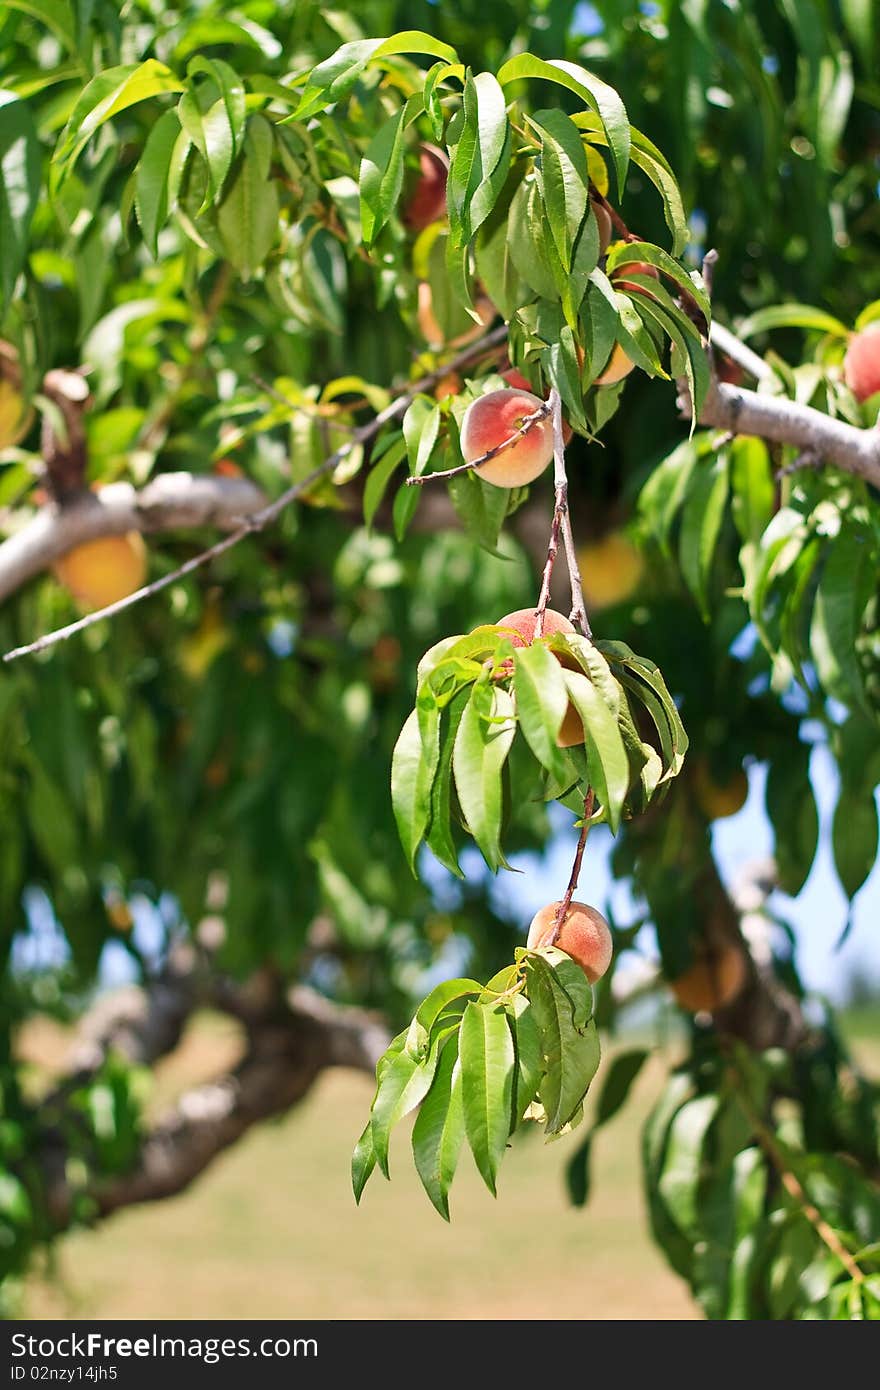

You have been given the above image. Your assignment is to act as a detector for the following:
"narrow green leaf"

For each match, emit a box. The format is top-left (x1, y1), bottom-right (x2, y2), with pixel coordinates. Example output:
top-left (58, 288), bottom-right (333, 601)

top-left (595, 1048), bottom-right (649, 1127)
top-left (447, 71), bottom-right (509, 245)
top-left (810, 531), bottom-right (871, 710)
top-left (657, 1094), bottom-right (720, 1238)
top-left (363, 434), bottom-right (406, 529)
top-left (177, 91), bottom-right (235, 202)
top-left (528, 108), bottom-right (589, 271)
top-left (560, 669), bottom-right (630, 833)
top-left (508, 994), bottom-right (544, 1121)
top-left (351, 1121), bottom-right (377, 1203)
top-left (765, 748), bottom-right (819, 895)
top-left (678, 452), bottom-right (730, 621)
top-left (215, 117), bottom-right (279, 276)
top-left (370, 1041), bottom-right (442, 1177)
top-left (526, 955), bottom-right (601, 1135)
top-left (0, 91), bottom-right (41, 313)
top-left (513, 641), bottom-right (569, 782)
top-left (566, 1133), bottom-right (593, 1207)
top-left (452, 685), bottom-right (516, 870)
top-left (134, 107), bottom-right (182, 257)
top-left (54, 60), bottom-right (184, 182)
top-left (737, 302), bottom-right (849, 342)
top-left (730, 437), bottom-right (774, 547)
top-left (412, 1037), bottom-right (465, 1219)
top-left (391, 708), bottom-right (435, 872)
top-left (425, 687), bottom-right (469, 876)
top-left (832, 788), bottom-right (878, 900)
top-left (459, 1000), bottom-right (515, 1195)
top-left (359, 107), bottom-right (407, 247)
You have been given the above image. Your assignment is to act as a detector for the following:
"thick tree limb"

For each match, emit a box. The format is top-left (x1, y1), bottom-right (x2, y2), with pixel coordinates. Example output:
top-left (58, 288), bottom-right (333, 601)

top-left (39, 968), bottom-right (388, 1227)
top-left (693, 377), bottom-right (880, 488)
top-left (0, 473), bottom-right (266, 601)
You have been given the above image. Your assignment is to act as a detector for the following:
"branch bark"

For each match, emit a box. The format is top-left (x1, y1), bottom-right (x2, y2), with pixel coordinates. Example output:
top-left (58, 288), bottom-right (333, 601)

top-left (691, 377), bottom-right (880, 488)
top-left (0, 473), bottom-right (266, 602)
top-left (38, 966), bottom-right (389, 1227)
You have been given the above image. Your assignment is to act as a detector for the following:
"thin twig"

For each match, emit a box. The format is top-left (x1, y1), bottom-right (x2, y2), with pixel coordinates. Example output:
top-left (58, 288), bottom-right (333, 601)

top-left (732, 1067), bottom-right (865, 1286)
top-left (533, 405), bottom-right (566, 640)
top-left (548, 788), bottom-right (596, 946)
top-left (405, 400), bottom-right (551, 486)
top-left (3, 326), bottom-right (510, 663)
top-left (775, 447), bottom-right (821, 480)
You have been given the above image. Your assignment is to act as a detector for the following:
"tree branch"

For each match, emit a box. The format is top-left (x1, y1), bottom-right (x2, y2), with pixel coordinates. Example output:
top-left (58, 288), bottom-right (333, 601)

top-left (2, 325), bottom-right (510, 662)
top-left (0, 473), bottom-right (266, 602)
top-left (37, 963), bottom-right (389, 1227)
top-left (708, 320), bottom-right (776, 383)
top-left (689, 378), bottom-right (880, 488)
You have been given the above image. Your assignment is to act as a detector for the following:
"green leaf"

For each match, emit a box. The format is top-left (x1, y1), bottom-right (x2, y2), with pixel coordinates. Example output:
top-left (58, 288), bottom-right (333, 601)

top-left (402, 394), bottom-right (440, 477)
top-left (216, 117), bottom-right (279, 276)
top-left (810, 530), bottom-right (871, 710)
top-left (447, 71), bottom-right (509, 245)
top-left (726, 1149), bottom-right (768, 1319)
top-left (411, 977), bottom-right (483, 1050)
top-left (359, 107), bottom-right (407, 247)
top-left (363, 435), bottom-right (406, 529)
top-left (599, 642), bottom-right (688, 783)
top-left (54, 60), bottom-right (184, 183)
top-left (528, 109), bottom-right (589, 272)
top-left (595, 1048), bottom-right (649, 1126)
top-left (391, 708), bottom-right (436, 872)
top-left (459, 1000), bottom-right (515, 1195)
top-left (566, 1133), bottom-right (593, 1207)
top-left (730, 437), bottom-right (774, 547)
top-left (657, 1094), bottom-right (720, 1238)
top-left (412, 1037), bottom-right (465, 1220)
top-left (513, 641), bottom-right (569, 782)
top-left (737, 303), bottom-right (849, 340)
top-left (678, 452), bottom-right (730, 621)
top-left (0, 91), bottom-right (41, 313)
top-left (497, 54), bottom-right (629, 195)
top-left (832, 788), bottom-right (878, 900)
top-left (765, 749), bottom-right (818, 896)
top-left (606, 241), bottom-right (710, 326)
top-left (351, 1121), bottom-right (377, 1203)
top-left (177, 91), bottom-right (235, 203)
top-left (187, 56), bottom-right (247, 158)
top-left (425, 687), bottom-right (469, 876)
top-left (370, 1041), bottom-right (442, 1177)
top-left (638, 435), bottom-right (704, 555)
top-left (291, 33), bottom-right (458, 122)
top-left (560, 669), bottom-right (629, 833)
top-left (526, 954), bottom-right (601, 1135)
top-left (452, 684), bottom-right (516, 870)
top-left (508, 994), bottom-right (544, 1121)
top-left (134, 107), bottom-right (183, 257)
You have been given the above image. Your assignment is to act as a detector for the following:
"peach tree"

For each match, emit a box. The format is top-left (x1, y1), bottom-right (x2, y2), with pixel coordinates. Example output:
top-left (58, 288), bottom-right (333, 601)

top-left (0, 1), bottom-right (878, 1320)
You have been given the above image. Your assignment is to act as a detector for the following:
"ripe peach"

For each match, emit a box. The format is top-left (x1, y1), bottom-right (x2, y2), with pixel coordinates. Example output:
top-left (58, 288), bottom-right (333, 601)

top-left (693, 760), bottom-right (748, 820)
top-left (594, 343), bottom-right (635, 387)
top-left (0, 341), bottom-right (29, 449)
top-left (670, 942), bottom-right (747, 1013)
top-left (495, 607), bottom-right (584, 748)
top-left (461, 388), bottom-right (554, 488)
top-left (54, 532), bottom-right (147, 609)
top-left (500, 367), bottom-right (573, 445)
top-left (527, 900), bottom-right (613, 983)
top-left (417, 283), bottom-right (495, 349)
top-left (404, 143), bottom-right (449, 231)
top-left (612, 260), bottom-right (660, 296)
top-left (844, 323), bottom-right (880, 402)
top-left (577, 531), bottom-right (644, 609)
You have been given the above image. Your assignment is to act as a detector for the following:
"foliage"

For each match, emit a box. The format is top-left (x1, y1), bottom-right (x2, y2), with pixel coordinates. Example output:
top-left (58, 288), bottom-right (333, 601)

top-left (0, 0), bottom-right (877, 1321)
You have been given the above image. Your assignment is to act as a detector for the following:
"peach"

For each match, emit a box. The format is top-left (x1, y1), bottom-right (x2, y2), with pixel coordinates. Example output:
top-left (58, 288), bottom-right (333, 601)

top-left (404, 144), bottom-right (449, 231)
top-left (576, 532), bottom-right (644, 609)
top-left (54, 532), bottom-right (147, 609)
top-left (495, 607), bottom-right (584, 748)
top-left (500, 367), bottom-right (573, 445)
top-left (693, 760), bottom-right (749, 820)
top-left (417, 283), bottom-right (495, 348)
top-left (612, 260), bottom-right (660, 296)
top-left (527, 900), bottom-right (613, 983)
top-left (670, 943), bottom-right (747, 1013)
top-left (594, 342), bottom-right (635, 387)
top-left (461, 388), bottom-right (554, 488)
top-left (844, 323), bottom-right (880, 402)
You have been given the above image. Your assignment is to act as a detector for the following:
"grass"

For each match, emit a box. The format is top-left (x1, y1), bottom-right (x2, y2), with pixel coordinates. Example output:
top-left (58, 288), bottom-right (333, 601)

top-left (20, 1005), bottom-right (879, 1321)
top-left (20, 1012), bottom-right (697, 1321)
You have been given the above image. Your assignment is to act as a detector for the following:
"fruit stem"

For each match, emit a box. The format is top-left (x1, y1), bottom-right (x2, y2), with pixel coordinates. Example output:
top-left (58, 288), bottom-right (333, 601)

top-left (548, 787), bottom-right (595, 946)
top-left (405, 399), bottom-right (551, 486)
